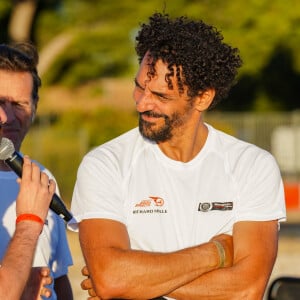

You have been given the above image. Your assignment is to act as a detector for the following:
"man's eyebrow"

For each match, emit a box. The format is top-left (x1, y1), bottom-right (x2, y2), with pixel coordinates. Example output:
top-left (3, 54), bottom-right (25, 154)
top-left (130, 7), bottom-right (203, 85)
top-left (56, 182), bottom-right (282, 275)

top-left (134, 78), bottom-right (171, 100)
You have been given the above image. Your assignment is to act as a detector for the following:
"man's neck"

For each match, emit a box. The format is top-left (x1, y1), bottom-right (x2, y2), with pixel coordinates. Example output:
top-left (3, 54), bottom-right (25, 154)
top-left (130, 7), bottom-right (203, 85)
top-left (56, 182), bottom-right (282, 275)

top-left (157, 122), bottom-right (208, 162)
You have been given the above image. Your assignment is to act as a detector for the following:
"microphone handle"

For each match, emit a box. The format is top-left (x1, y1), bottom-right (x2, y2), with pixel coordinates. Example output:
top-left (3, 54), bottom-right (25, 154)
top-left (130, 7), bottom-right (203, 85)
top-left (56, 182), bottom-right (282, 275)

top-left (51, 193), bottom-right (73, 222)
top-left (6, 152), bottom-right (23, 177)
top-left (5, 152), bottom-right (73, 222)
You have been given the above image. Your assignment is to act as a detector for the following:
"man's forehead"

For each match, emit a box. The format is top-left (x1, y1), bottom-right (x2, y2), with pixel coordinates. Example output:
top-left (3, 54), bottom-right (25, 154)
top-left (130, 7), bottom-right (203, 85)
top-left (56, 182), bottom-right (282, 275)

top-left (140, 56), bottom-right (172, 80)
top-left (0, 72), bottom-right (34, 104)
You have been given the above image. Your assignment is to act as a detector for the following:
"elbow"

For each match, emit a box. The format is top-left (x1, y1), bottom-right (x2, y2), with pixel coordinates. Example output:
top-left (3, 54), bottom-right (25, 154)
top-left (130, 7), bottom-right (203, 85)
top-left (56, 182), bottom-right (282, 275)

top-left (232, 280), bottom-right (267, 300)
top-left (92, 271), bottom-right (129, 299)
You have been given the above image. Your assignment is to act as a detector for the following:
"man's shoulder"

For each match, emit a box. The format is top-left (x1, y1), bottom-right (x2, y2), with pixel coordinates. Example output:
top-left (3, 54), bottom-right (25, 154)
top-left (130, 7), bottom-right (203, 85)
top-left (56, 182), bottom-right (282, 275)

top-left (208, 125), bottom-right (277, 174)
top-left (79, 127), bottom-right (152, 175)
top-left (88, 127), bottom-right (146, 157)
top-left (210, 124), bottom-right (263, 150)
top-left (208, 124), bottom-right (274, 161)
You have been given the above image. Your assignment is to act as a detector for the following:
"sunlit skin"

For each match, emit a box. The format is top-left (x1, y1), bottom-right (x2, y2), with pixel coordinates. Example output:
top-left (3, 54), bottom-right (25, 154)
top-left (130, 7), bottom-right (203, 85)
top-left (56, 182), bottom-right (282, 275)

top-left (0, 70), bottom-right (36, 171)
top-left (0, 107), bottom-right (7, 123)
top-left (133, 53), bottom-right (215, 162)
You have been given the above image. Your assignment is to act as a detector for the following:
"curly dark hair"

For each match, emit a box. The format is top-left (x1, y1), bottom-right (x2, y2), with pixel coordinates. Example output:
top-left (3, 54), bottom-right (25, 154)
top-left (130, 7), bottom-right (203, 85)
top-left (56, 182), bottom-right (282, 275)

top-left (135, 13), bottom-right (242, 109)
top-left (0, 42), bottom-right (41, 106)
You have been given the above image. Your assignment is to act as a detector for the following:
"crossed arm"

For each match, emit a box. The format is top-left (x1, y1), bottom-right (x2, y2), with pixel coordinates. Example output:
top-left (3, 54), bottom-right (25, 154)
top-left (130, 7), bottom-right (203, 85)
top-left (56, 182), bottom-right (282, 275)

top-left (79, 218), bottom-right (278, 300)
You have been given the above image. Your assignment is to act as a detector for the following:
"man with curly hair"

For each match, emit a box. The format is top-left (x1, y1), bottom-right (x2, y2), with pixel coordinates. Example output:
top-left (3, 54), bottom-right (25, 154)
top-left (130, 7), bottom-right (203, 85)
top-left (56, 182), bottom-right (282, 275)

top-left (71, 13), bottom-right (286, 299)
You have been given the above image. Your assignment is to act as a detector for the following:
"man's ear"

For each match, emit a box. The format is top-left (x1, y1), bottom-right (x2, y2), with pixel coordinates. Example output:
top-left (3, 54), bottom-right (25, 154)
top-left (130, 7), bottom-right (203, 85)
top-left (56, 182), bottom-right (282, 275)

top-left (194, 89), bottom-right (215, 112)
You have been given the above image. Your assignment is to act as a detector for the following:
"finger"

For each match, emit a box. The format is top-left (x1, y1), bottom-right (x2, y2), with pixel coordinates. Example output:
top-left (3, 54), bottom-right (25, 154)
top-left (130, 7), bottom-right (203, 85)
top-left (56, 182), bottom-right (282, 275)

top-left (81, 265), bottom-right (89, 276)
top-left (21, 155), bottom-right (32, 182)
top-left (31, 161), bottom-right (41, 182)
top-left (39, 266), bottom-right (53, 287)
top-left (42, 275), bottom-right (53, 286)
top-left (48, 179), bottom-right (56, 195)
top-left (41, 287), bottom-right (52, 298)
top-left (81, 278), bottom-right (93, 290)
top-left (40, 171), bottom-right (50, 187)
top-left (88, 288), bottom-right (97, 297)
top-left (40, 266), bottom-right (51, 277)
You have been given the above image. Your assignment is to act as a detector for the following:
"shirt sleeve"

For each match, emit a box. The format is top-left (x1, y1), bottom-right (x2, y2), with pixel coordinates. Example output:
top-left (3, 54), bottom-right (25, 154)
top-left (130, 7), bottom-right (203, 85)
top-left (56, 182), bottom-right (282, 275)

top-left (234, 148), bottom-right (286, 223)
top-left (70, 148), bottom-right (126, 231)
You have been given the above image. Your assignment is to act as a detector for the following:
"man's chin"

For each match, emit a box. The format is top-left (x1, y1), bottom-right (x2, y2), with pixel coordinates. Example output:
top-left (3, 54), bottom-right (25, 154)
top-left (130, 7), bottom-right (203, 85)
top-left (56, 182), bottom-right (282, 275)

top-left (139, 126), bottom-right (172, 143)
top-left (139, 125), bottom-right (156, 140)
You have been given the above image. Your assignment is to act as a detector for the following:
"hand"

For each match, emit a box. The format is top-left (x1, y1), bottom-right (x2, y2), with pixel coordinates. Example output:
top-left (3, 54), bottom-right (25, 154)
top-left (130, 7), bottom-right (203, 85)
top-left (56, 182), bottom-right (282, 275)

top-left (16, 156), bottom-right (56, 222)
top-left (20, 266), bottom-right (53, 300)
top-left (210, 234), bottom-right (233, 268)
top-left (81, 266), bottom-right (101, 299)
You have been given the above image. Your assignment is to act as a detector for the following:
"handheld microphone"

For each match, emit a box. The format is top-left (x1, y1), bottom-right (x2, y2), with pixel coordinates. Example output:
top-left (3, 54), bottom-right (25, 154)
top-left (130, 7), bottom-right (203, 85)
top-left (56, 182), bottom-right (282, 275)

top-left (0, 137), bottom-right (73, 222)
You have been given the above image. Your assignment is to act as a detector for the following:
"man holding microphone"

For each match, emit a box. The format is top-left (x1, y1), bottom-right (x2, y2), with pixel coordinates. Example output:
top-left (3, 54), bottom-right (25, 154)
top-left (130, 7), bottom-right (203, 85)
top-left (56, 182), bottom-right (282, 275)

top-left (1, 107), bottom-right (54, 299)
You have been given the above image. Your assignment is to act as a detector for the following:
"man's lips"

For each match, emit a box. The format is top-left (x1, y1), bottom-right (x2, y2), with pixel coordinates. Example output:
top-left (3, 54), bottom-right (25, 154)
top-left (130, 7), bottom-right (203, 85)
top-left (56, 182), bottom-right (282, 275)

top-left (140, 112), bottom-right (164, 123)
top-left (141, 115), bottom-right (157, 123)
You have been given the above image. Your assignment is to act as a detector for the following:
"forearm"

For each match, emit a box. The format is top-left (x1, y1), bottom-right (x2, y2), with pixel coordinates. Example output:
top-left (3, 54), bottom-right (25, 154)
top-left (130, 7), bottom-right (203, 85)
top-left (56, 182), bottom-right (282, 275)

top-left (0, 222), bottom-right (42, 299)
top-left (167, 221), bottom-right (279, 300)
top-left (168, 258), bottom-right (270, 300)
top-left (84, 241), bottom-right (221, 299)
top-left (168, 265), bottom-right (239, 299)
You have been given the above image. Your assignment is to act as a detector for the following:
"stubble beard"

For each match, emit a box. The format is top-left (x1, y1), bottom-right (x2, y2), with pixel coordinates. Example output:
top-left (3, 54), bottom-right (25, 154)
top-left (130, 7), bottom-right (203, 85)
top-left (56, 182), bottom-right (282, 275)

top-left (138, 111), bottom-right (186, 143)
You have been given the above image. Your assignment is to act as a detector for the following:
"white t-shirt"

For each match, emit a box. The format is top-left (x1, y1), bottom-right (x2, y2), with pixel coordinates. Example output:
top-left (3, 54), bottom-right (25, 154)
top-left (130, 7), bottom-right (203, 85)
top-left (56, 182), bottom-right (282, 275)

top-left (0, 165), bottom-right (73, 300)
top-left (71, 124), bottom-right (286, 253)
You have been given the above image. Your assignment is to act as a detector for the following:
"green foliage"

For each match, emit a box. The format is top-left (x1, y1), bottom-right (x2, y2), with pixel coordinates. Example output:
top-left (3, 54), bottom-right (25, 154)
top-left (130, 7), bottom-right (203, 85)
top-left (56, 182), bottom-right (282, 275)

top-left (2, 0), bottom-right (300, 111)
top-left (42, 26), bottom-right (136, 86)
top-left (56, 107), bottom-right (138, 148)
top-left (37, 0), bottom-right (300, 111)
top-left (0, 1), bottom-right (11, 41)
top-left (0, 1), bottom-right (11, 14)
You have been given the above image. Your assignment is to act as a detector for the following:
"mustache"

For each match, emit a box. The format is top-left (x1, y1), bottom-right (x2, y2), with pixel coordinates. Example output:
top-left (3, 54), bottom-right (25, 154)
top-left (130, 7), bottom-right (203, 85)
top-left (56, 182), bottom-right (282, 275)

top-left (140, 111), bottom-right (167, 119)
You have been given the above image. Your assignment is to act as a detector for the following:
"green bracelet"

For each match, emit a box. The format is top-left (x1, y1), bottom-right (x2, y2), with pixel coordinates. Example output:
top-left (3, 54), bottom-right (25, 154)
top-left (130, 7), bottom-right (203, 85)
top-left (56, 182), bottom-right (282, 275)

top-left (212, 240), bottom-right (225, 268)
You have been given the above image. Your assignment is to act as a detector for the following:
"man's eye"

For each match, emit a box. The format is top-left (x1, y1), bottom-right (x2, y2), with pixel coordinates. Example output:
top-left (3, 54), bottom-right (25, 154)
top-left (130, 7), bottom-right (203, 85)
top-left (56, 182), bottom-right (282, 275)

top-left (13, 102), bottom-right (29, 109)
top-left (156, 95), bottom-right (170, 102)
top-left (12, 102), bottom-right (22, 108)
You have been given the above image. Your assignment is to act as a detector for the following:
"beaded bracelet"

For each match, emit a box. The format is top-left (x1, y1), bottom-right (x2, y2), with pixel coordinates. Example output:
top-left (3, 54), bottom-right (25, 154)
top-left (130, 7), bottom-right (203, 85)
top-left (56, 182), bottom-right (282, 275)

top-left (16, 213), bottom-right (44, 225)
top-left (212, 240), bottom-right (226, 268)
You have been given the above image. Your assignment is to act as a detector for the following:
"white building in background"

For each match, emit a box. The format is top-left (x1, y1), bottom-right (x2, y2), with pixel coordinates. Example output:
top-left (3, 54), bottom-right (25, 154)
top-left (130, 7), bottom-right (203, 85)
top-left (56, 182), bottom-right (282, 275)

top-left (271, 126), bottom-right (300, 174)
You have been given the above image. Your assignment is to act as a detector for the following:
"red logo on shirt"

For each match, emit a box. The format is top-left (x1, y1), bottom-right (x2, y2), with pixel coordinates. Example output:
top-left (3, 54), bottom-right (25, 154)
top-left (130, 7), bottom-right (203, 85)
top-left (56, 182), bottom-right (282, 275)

top-left (135, 196), bottom-right (164, 207)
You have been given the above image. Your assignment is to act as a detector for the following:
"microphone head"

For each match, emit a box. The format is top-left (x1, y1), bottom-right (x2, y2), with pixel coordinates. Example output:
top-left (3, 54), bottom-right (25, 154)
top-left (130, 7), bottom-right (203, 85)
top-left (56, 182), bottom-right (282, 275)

top-left (0, 137), bottom-right (15, 160)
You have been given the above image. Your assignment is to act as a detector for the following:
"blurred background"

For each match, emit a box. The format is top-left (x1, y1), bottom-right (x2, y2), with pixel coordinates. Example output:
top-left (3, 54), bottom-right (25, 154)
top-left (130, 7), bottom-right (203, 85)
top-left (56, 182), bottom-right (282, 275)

top-left (1, 0), bottom-right (300, 299)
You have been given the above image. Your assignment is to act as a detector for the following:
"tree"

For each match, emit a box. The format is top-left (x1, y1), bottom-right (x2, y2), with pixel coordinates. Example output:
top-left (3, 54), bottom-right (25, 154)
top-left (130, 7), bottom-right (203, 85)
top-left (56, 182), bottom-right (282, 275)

top-left (8, 0), bottom-right (38, 42)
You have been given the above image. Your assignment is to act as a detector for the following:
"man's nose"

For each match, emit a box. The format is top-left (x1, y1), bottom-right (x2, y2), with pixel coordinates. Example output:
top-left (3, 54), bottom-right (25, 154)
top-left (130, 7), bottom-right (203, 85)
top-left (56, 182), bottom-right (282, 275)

top-left (135, 90), bottom-right (156, 112)
top-left (0, 106), bottom-right (8, 124)
top-left (0, 102), bottom-right (15, 123)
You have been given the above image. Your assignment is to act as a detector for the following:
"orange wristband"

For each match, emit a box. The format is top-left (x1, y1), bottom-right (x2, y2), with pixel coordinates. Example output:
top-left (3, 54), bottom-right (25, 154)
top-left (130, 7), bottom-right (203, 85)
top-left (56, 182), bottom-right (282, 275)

top-left (16, 213), bottom-right (44, 225)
